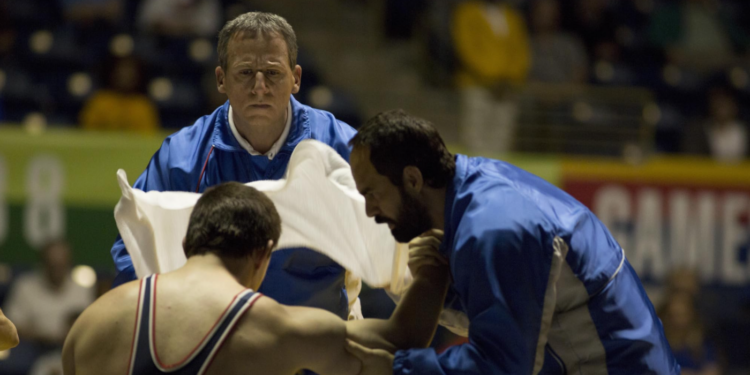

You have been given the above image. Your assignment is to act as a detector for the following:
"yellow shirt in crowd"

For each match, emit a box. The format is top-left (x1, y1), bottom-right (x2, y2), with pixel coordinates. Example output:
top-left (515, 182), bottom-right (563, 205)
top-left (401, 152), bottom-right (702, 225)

top-left (452, 1), bottom-right (531, 88)
top-left (80, 90), bottom-right (160, 134)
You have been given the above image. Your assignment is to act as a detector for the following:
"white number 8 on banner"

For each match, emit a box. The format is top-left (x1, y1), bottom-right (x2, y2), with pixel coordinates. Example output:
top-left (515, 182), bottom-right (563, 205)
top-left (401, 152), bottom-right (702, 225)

top-left (0, 157), bottom-right (7, 246)
top-left (24, 155), bottom-right (65, 249)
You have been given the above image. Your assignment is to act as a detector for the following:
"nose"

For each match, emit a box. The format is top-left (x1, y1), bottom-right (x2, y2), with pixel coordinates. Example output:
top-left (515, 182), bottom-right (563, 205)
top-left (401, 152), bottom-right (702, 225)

top-left (364, 199), bottom-right (379, 218)
top-left (251, 71), bottom-right (269, 96)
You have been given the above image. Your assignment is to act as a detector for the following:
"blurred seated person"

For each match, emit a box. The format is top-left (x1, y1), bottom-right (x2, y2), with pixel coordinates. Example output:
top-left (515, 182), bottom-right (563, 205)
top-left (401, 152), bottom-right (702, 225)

top-left (659, 292), bottom-right (720, 375)
top-left (568, 0), bottom-right (621, 63)
top-left (529, 0), bottom-right (587, 84)
top-left (59, 0), bottom-right (122, 26)
top-left (452, 0), bottom-right (530, 154)
top-left (682, 87), bottom-right (748, 163)
top-left (649, 0), bottom-right (749, 73)
top-left (80, 56), bottom-right (160, 134)
top-left (2, 240), bottom-right (94, 349)
top-left (137, 0), bottom-right (221, 38)
top-left (0, 307), bottom-right (19, 350)
top-left (29, 312), bottom-right (81, 375)
top-left (667, 267), bottom-right (701, 296)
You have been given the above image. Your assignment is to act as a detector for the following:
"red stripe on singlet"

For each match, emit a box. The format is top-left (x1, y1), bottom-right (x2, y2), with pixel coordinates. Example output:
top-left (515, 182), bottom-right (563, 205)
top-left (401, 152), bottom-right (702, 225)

top-left (150, 274), bottom-right (245, 369)
top-left (126, 278), bottom-right (145, 375)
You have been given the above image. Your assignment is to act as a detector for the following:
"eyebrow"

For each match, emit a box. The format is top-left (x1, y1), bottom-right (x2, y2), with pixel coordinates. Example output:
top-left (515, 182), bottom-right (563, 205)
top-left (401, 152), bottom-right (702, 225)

top-left (233, 61), bottom-right (284, 69)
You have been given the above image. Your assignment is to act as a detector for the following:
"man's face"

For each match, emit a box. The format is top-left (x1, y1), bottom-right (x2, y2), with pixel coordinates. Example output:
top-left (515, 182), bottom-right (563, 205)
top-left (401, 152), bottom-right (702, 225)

top-left (43, 242), bottom-right (71, 287)
top-left (216, 32), bottom-right (301, 131)
top-left (351, 148), bottom-right (432, 243)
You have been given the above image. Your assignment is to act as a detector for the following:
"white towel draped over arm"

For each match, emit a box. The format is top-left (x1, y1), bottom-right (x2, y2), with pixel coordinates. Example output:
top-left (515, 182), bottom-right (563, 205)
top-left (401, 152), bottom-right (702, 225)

top-left (114, 139), bottom-right (469, 333)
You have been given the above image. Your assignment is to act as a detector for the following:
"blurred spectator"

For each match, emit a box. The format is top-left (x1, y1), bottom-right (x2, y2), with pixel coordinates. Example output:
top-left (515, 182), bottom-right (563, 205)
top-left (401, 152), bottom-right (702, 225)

top-left (452, 0), bottom-right (530, 153)
top-left (659, 292), bottom-right (721, 375)
top-left (0, 1), bottom-right (15, 58)
top-left (568, 0), bottom-right (620, 62)
top-left (528, 0), bottom-right (587, 84)
top-left (137, 0), bottom-right (222, 38)
top-left (419, 0), bottom-right (462, 87)
top-left (59, 0), bottom-right (122, 27)
top-left (79, 55), bottom-right (160, 133)
top-left (28, 311), bottom-right (80, 375)
top-left (2, 240), bottom-right (94, 349)
top-left (383, 0), bottom-right (427, 40)
top-left (682, 87), bottom-right (748, 162)
top-left (649, 0), bottom-right (750, 73)
top-left (0, 307), bottom-right (19, 350)
top-left (666, 266), bottom-right (701, 296)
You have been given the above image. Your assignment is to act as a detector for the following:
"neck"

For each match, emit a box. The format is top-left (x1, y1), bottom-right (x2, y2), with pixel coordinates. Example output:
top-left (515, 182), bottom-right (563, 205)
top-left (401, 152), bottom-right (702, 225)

top-left (45, 274), bottom-right (65, 292)
top-left (424, 187), bottom-right (447, 230)
top-left (233, 107), bottom-right (288, 155)
top-left (181, 253), bottom-right (256, 288)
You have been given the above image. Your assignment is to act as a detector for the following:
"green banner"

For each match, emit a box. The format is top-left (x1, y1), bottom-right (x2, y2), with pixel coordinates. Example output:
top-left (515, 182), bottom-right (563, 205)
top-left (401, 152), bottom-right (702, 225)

top-left (0, 127), bottom-right (170, 267)
top-left (0, 127), bottom-right (560, 267)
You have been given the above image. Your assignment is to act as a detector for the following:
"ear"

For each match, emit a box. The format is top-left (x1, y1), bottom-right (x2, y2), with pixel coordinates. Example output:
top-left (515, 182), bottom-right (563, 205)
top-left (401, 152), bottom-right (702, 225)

top-left (254, 240), bottom-right (274, 269)
top-left (291, 65), bottom-right (302, 94)
top-left (402, 166), bottom-right (424, 193)
top-left (215, 66), bottom-right (226, 94)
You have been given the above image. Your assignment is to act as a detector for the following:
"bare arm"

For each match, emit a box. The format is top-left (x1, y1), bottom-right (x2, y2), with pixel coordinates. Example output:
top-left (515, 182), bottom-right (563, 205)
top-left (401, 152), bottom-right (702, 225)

top-left (62, 330), bottom-right (76, 375)
top-left (0, 308), bottom-right (19, 350)
top-left (62, 312), bottom-right (82, 375)
top-left (277, 302), bottom-right (362, 375)
top-left (346, 230), bottom-right (451, 353)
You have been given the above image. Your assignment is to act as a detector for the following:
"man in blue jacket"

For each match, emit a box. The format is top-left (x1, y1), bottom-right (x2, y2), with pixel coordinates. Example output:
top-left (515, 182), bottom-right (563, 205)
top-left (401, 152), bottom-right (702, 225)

top-left (347, 110), bottom-right (680, 374)
top-left (110, 12), bottom-right (358, 320)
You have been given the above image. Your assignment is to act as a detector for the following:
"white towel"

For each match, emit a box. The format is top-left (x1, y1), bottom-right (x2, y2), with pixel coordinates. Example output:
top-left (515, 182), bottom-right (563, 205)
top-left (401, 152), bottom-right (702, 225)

top-left (114, 139), bottom-right (469, 335)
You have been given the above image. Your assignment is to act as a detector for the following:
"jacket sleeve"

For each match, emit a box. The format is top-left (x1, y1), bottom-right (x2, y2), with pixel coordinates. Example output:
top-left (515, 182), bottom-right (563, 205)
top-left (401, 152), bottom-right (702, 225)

top-left (393, 225), bottom-right (553, 374)
top-left (110, 138), bottom-right (176, 286)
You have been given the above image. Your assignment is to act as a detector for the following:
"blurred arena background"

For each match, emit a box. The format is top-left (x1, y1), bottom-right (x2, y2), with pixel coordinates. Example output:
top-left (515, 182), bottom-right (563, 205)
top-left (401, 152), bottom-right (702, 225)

top-left (1, 0), bottom-right (749, 374)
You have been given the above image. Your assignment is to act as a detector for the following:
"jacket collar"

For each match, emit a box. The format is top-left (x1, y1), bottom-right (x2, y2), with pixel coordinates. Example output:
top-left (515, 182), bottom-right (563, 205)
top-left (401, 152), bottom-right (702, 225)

top-left (442, 154), bottom-right (468, 254)
top-left (212, 96), bottom-right (311, 154)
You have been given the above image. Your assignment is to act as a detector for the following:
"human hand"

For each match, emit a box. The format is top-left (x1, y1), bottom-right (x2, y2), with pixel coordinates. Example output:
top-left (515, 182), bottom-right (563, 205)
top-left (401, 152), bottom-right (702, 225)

top-left (407, 229), bottom-right (449, 278)
top-left (345, 339), bottom-right (394, 375)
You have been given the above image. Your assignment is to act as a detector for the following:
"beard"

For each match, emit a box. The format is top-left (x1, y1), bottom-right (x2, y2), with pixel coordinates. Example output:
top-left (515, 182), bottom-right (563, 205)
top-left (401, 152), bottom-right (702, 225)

top-left (385, 187), bottom-right (433, 243)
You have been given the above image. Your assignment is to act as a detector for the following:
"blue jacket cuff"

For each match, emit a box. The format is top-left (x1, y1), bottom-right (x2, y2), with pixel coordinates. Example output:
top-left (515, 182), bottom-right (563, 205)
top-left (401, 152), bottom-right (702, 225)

top-left (393, 350), bottom-right (412, 375)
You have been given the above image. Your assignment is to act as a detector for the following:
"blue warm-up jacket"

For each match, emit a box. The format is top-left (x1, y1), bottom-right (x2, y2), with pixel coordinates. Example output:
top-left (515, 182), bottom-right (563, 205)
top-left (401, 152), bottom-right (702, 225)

top-left (110, 97), bottom-right (357, 319)
top-left (394, 155), bottom-right (680, 374)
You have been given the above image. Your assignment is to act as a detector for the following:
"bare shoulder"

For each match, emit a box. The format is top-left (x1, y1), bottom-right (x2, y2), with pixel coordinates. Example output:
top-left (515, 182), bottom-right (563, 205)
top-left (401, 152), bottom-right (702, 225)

top-left (216, 296), bottom-right (359, 375)
top-left (65, 279), bottom-right (142, 373)
top-left (76, 279), bottom-right (141, 331)
top-left (239, 296), bottom-right (346, 340)
top-left (207, 296), bottom-right (299, 374)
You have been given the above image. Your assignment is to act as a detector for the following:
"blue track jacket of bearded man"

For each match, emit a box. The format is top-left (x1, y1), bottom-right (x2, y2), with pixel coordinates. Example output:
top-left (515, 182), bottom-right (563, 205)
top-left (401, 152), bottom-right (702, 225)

top-left (393, 155), bottom-right (680, 374)
top-left (109, 96), bottom-right (357, 319)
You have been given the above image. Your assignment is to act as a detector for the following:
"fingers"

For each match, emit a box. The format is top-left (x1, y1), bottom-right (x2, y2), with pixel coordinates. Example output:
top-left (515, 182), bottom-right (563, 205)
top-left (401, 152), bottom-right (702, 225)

top-left (408, 236), bottom-right (441, 250)
top-left (408, 247), bottom-right (448, 264)
top-left (419, 229), bottom-right (444, 241)
top-left (408, 256), bottom-right (444, 273)
top-left (408, 251), bottom-right (448, 271)
top-left (407, 229), bottom-right (448, 276)
top-left (345, 339), bottom-right (372, 360)
top-left (420, 228), bottom-right (445, 240)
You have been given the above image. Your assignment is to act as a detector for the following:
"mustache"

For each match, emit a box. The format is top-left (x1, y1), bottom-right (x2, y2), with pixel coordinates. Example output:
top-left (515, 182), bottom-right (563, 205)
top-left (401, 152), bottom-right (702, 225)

top-left (374, 216), bottom-right (394, 225)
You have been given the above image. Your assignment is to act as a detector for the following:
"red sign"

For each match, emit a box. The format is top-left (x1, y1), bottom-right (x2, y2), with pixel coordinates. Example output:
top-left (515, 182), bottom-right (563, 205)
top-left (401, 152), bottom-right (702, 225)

top-left (563, 179), bottom-right (750, 284)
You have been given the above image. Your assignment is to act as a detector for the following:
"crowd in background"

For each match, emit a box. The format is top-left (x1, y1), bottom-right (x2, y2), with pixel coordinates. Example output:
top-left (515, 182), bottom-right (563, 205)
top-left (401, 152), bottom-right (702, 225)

top-left (0, 0), bottom-right (362, 132)
top-left (387, 0), bottom-right (750, 160)
top-left (0, 0), bottom-right (748, 160)
top-left (1, 1), bottom-right (750, 374)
